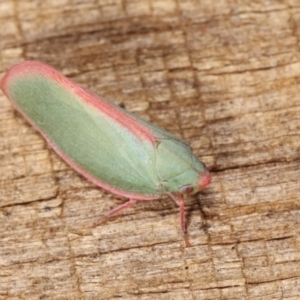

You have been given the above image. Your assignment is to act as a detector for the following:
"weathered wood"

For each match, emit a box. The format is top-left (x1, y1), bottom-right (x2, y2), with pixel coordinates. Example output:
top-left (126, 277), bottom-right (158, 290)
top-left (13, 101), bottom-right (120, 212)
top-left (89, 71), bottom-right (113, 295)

top-left (1, 0), bottom-right (300, 299)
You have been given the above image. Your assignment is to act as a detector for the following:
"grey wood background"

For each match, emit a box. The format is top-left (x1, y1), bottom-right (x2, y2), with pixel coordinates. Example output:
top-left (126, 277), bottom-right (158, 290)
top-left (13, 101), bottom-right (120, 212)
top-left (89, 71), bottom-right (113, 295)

top-left (1, 0), bottom-right (300, 299)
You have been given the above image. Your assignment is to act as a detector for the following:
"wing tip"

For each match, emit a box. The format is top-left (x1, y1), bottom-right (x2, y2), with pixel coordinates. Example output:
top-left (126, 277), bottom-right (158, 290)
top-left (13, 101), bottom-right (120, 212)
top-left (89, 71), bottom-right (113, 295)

top-left (1, 61), bottom-right (42, 92)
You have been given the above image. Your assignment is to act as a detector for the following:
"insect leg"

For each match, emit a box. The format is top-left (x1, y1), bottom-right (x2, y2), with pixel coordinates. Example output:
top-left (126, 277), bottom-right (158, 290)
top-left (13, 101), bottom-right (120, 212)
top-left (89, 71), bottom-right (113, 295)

top-left (93, 199), bottom-right (137, 227)
top-left (169, 193), bottom-right (191, 247)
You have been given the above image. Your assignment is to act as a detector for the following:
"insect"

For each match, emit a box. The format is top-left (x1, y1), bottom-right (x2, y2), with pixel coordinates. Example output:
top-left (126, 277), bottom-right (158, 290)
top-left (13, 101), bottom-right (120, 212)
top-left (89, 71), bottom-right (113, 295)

top-left (1, 61), bottom-right (211, 246)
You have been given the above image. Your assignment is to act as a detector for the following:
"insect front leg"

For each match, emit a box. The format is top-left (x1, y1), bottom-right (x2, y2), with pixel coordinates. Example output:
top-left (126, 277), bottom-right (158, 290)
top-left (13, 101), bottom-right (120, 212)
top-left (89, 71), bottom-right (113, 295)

top-left (169, 193), bottom-right (191, 247)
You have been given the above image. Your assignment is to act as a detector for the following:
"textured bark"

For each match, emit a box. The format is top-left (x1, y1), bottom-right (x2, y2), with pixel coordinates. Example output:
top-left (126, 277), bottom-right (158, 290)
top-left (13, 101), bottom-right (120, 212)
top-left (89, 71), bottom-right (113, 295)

top-left (1, 1), bottom-right (300, 299)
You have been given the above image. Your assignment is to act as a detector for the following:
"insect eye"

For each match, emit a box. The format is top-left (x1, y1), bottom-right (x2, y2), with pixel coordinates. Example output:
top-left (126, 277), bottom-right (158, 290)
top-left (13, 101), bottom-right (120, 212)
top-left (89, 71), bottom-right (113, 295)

top-left (180, 185), bottom-right (194, 194)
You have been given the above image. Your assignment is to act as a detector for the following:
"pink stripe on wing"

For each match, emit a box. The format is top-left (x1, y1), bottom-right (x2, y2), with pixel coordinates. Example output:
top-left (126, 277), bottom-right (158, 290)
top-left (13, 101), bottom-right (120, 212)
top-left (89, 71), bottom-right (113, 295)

top-left (2, 61), bottom-right (156, 145)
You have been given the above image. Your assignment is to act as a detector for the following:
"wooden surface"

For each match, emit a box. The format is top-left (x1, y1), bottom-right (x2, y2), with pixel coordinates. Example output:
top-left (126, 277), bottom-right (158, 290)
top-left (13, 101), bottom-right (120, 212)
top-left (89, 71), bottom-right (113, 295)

top-left (1, 1), bottom-right (300, 299)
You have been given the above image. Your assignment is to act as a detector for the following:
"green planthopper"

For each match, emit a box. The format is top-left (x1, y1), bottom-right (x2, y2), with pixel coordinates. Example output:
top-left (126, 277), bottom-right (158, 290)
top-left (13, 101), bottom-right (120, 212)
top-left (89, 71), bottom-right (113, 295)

top-left (1, 61), bottom-right (211, 246)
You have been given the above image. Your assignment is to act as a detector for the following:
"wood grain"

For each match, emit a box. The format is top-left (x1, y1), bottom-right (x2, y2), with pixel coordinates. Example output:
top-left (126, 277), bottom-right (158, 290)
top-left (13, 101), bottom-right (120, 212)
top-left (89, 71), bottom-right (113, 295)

top-left (1, 0), bottom-right (300, 299)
